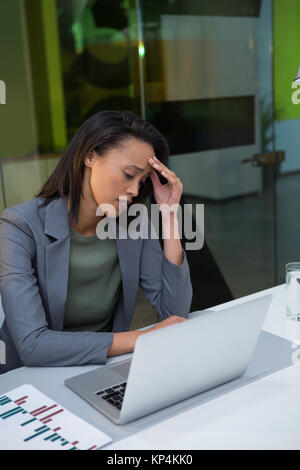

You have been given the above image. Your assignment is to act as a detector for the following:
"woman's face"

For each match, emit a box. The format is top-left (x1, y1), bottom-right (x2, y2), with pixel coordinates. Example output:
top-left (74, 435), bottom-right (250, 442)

top-left (85, 138), bottom-right (155, 216)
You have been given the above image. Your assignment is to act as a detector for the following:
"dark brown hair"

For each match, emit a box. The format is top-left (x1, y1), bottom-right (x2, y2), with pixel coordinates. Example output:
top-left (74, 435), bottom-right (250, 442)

top-left (35, 110), bottom-right (169, 222)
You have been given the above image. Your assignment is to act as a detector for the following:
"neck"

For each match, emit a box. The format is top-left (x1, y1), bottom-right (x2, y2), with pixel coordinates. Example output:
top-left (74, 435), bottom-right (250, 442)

top-left (67, 174), bottom-right (104, 237)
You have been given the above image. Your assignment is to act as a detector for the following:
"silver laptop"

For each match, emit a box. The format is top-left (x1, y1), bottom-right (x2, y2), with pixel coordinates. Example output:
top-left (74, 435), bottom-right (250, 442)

top-left (65, 294), bottom-right (273, 425)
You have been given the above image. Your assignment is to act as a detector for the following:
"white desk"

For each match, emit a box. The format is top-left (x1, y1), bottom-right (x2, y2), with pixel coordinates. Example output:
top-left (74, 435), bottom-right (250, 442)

top-left (1, 284), bottom-right (300, 450)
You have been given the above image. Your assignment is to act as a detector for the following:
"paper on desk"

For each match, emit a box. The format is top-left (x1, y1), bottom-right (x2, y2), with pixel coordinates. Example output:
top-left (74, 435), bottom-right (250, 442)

top-left (0, 384), bottom-right (112, 450)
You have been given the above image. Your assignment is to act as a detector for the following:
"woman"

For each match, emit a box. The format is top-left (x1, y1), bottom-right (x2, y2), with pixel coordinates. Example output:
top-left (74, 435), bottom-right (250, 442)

top-left (0, 110), bottom-right (193, 374)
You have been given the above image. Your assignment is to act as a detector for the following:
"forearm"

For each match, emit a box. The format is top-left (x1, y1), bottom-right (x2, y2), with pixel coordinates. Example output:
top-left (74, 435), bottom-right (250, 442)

top-left (17, 328), bottom-right (115, 367)
top-left (161, 212), bottom-right (183, 266)
top-left (107, 330), bottom-right (144, 357)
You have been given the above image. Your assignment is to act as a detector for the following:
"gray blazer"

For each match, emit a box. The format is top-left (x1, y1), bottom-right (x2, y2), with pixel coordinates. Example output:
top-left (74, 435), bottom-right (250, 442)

top-left (0, 197), bottom-right (193, 374)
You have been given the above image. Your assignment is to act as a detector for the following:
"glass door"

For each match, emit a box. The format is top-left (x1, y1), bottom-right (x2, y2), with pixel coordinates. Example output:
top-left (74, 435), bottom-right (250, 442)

top-left (138, 0), bottom-right (280, 308)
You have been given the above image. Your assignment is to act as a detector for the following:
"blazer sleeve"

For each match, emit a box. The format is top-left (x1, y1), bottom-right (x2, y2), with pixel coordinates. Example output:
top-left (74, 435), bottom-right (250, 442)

top-left (0, 207), bottom-right (114, 367)
top-left (139, 218), bottom-right (193, 319)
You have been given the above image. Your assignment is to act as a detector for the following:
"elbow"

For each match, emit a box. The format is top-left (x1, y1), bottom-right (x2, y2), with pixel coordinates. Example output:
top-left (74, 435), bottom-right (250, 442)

top-left (187, 280), bottom-right (193, 312)
top-left (18, 329), bottom-right (48, 367)
top-left (21, 355), bottom-right (36, 367)
top-left (177, 280), bottom-right (193, 318)
top-left (19, 344), bottom-right (39, 367)
top-left (160, 283), bottom-right (193, 319)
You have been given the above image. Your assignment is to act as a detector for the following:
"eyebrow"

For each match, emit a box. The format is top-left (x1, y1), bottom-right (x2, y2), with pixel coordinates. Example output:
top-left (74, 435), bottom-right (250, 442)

top-left (125, 165), bottom-right (152, 176)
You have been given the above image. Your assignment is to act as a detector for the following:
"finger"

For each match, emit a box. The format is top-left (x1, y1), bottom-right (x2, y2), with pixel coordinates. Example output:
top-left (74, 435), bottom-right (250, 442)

top-left (150, 169), bottom-right (162, 187)
top-left (157, 165), bottom-right (180, 186)
top-left (149, 163), bottom-right (176, 184)
top-left (174, 316), bottom-right (188, 322)
top-left (150, 168), bottom-right (160, 181)
top-left (152, 156), bottom-right (177, 178)
top-left (160, 169), bottom-right (178, 185)
top-left (148, 157), bottom-right (175, 178)
top-left (149, 158), bottom-right (181, 189)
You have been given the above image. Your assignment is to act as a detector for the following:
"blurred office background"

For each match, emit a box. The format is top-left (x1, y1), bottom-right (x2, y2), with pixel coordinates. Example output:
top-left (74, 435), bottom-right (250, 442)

top-left (0, 0), bottom-right (300, 328)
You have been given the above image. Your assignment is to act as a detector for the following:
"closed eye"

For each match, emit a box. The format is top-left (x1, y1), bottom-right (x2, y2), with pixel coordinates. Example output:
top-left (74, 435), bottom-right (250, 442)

top-left (124, 172), bottom-right (150, 185)
top-left (124, 172), bottom-right (134, 180)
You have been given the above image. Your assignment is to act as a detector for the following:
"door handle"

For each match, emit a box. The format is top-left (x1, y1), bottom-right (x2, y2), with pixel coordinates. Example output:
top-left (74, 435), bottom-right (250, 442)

top-left (241, 151), bottom-right (285, 167)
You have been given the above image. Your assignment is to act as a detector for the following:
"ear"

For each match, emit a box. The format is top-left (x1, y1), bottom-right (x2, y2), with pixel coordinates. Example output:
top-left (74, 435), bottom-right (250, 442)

top-left (84, 149), bottom-right (96, 168)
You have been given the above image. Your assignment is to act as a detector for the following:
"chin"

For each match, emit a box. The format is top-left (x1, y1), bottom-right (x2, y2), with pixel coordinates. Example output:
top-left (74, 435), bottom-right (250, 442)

top-left (95, 199), bottom-right (117, 218)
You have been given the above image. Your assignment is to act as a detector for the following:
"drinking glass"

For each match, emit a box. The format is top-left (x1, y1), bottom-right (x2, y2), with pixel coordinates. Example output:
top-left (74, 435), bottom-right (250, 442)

top-left (286, 262), bottom-right (300, 321)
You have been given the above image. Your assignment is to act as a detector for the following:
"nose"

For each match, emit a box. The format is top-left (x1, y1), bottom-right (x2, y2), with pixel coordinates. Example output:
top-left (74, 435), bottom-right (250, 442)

top-left (127, 179), bottom-right (140, 198)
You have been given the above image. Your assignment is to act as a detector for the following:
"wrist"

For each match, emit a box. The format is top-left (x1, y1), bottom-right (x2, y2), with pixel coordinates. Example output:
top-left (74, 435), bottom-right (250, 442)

top-left (161, 215), bottom-right (180, 240)
top-left (136, 324), bottom-right (157, 337)
top-left (160, 205), bottom-right (179, 223)
top-left (133, 329), bottom-right (145, 345)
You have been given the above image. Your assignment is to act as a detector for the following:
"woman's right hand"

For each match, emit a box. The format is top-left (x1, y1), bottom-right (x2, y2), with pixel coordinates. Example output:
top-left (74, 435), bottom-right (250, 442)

top-left (145, 315), bottom-right (188, 334)
top-left (107, 315), bottom-right (188, 357)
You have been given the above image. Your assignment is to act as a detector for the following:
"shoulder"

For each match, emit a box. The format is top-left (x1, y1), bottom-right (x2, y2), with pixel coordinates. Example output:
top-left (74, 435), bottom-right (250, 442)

top-left (0, 197), bottom-right (47, 237)
top-left (1, 197), bottom-right (46, 218)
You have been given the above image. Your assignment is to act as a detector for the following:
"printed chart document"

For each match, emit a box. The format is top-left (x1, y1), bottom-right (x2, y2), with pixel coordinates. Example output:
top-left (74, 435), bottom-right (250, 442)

top-left (0, 384), bottom-right (112, 450)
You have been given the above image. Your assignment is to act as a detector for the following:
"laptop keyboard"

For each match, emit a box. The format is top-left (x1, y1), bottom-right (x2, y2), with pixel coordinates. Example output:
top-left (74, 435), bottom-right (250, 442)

top-left (96, 382), bottom-right (127, 410)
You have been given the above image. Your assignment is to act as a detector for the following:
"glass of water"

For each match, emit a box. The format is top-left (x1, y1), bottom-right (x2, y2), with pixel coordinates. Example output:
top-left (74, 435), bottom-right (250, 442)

top-left (286, 263), bottom-right (300, 321)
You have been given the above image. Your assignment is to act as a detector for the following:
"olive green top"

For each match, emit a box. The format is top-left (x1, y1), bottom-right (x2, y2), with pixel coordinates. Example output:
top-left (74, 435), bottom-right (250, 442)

top-left (63, 227), bottom-right (122, 332)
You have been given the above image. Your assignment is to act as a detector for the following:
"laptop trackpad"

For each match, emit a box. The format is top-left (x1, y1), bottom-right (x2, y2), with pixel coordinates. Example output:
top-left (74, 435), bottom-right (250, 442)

top-left (95, 361), bottom-right (131, 390)
top-left (110, 360), bottom-right (131, 379)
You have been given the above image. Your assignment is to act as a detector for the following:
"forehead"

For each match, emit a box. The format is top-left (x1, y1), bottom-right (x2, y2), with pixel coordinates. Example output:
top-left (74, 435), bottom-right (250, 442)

top-left (112, 139), bottom-right (155, 171)
top-left (121, 139), bottom-right (154, 159)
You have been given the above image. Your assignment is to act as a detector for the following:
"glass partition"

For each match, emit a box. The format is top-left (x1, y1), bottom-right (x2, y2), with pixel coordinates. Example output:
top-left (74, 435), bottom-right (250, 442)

top-left (140, 0), bottom-right (277, 305)
top-left (56, 0), bottom-right (143, 139)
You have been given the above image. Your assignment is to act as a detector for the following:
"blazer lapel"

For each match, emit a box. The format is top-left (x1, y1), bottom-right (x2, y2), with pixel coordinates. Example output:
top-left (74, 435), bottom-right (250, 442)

top-left (45, 197), bottom-right (70, 331)
top-left (113, 219), bottom-right (142, 328)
